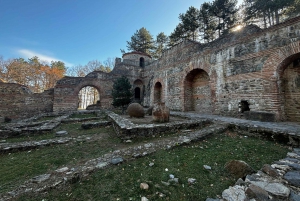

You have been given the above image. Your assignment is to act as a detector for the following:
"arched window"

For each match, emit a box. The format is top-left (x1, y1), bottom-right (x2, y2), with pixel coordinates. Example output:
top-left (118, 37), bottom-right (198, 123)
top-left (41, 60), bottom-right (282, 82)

top-left (140, 57), bottom-right (145, 67)
top-left (135, 87), bottom-right (141, 99)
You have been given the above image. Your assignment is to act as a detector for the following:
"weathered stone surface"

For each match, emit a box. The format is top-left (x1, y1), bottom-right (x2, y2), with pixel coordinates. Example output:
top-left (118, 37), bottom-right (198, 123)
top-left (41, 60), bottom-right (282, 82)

top-left (225, 160), bottom-right (255, 179)
top-left (56, 130), bottom-right (68, 136)
top-left (31, 174), bottom-right (51, 183)
top-left (222, 185), bottom-right (246, 201)
top-left (249, 181), bottom-right (290, 197)
top-left (81, 121), bottom-right (110, 129)
top-left (111, 157), bottom-right (123, 165)
top-left (127, 103), bottom-right (145, 118)
top-left (290, 191), bottom-right (300, 201)
top-left (262, 164), bottom-right (279, 177)
top-left (140, 183), bottom-right (149, 190)
top-left (284, 171), bottom-right (300, 187)
top-left (145, 106), bottom-right (153, 115)
top-left (245, 184), bottom-right (269, 200)
top-left (152, 102), bottom-right (170, 123)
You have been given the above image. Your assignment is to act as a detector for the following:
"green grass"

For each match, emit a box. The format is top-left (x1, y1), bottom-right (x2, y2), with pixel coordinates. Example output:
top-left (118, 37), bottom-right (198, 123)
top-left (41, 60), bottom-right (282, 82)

top-left (69, 113), bottom-right (97, 119)
top-left (0, 125), bottom-right (121, 194)
top-left (37, 116), bottom-right (58, 122)
top-left (15, 132), bottom-right (289, 201)
top-left (5, 122), bottom-right (112, 143)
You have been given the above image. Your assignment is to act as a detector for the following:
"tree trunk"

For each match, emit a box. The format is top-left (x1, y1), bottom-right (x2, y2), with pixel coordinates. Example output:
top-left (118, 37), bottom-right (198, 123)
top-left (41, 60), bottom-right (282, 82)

top-left (263, 12), bottom-right (267, 29)
top-left (275, 9), bottom-right (280, 24)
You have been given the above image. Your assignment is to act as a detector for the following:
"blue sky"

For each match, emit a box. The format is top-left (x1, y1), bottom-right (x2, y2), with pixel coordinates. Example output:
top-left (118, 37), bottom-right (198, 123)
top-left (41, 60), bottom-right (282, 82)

top-left (0, 0), bottom-right (243, 68)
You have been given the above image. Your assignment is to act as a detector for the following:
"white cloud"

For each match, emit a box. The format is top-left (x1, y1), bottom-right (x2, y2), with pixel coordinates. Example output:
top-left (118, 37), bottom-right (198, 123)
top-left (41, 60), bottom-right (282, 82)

top-left (17, 49), bottom-right (73, 67)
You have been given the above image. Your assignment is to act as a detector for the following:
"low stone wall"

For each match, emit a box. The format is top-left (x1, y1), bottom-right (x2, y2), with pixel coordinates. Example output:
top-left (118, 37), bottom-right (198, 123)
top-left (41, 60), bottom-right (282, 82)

top-left (244, 111), bottom-right (276, 122)
top-left (106, 111), bottom-right (211, 139)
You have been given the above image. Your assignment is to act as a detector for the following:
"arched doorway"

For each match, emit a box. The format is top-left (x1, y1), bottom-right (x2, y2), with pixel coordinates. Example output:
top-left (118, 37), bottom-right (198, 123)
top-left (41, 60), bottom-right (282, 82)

top-left (78, 86), bottom-right (100, 109)
top-left (184, 69), bottom-right (211, 113)
top-left (133, 79), bottom-right (143, 103)
top-left (140, 57), bottom-right (145, 67)
top-left (279, 53), bottom-right (300, 122)
top-left (154, 82), bottom-right (162, 103)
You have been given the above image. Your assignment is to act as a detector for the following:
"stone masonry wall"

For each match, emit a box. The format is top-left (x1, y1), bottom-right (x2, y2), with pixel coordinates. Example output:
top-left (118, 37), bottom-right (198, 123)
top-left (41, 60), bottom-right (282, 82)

top-left (0, 83), bottom-right (53, 120)
top-left (142, 16), bottom-right (300, 121)
top-left (53, 71), bottom-right (116, 112)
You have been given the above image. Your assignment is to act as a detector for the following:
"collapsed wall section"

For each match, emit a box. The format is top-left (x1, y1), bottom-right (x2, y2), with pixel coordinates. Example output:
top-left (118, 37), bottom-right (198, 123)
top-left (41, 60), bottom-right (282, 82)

top-left (0, 83), bottom-right (53, 120)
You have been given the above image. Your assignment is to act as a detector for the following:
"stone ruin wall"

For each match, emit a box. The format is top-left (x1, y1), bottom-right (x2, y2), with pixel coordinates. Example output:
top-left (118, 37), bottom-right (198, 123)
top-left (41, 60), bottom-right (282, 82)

top-left (142, 16), bottom-right (300, 121)
top-left (53, 71), bottom-right (116, 113)
top-left (1, 16), bottom-right (300, 122)
top-left (0, 83), bottom-right (53, 120)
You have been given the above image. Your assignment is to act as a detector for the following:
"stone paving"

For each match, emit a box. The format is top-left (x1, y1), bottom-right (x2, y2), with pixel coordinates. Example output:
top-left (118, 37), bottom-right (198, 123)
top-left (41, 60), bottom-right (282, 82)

top-left (171, 111), bottom-right (300, 135)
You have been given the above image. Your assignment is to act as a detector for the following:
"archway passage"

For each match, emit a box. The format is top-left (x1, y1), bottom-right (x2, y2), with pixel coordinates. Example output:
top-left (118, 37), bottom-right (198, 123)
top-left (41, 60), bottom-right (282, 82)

top-left (135, 87), bottom-right (141, 99)
top-left (154, 82), bottom-right (162, 103)
top-left (280, 54), bottom-right (300, 122)
top-left (184, 69), bottom-right (211, 113)
top-left (78, 86), bottom-right (100, 109)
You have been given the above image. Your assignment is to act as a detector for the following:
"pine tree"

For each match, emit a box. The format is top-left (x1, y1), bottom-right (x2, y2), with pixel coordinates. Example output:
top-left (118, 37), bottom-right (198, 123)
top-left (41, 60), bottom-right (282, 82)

top-left (153, 32), bottom-right (168, 59)
top-left (126, 27), bottom-right (154, 55)
top-left (199, 2), bottom-right (217, 43)
top-left (111, 76), bottom-right (132, 113)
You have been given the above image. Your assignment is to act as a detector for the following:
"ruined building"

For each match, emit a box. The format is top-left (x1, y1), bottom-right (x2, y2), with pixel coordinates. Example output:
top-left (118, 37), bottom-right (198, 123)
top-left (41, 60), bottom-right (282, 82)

top-left (1, 16), bottom-right (300, 122)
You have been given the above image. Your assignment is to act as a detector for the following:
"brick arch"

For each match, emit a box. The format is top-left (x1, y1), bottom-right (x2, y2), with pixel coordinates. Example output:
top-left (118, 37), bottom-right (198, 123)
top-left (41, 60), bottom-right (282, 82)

top-left (262, 41), bottom-right (300, 121)
top-left (73, 80), bottom-right (103, 96)
top-left (262, 41), bottom-right (300, 80)
top-left (53, 77), bottom-right (114, 112)
top-left (182, 68), bottom-right (213, 113)
top-left (152, 79), bottom-right (164, 104)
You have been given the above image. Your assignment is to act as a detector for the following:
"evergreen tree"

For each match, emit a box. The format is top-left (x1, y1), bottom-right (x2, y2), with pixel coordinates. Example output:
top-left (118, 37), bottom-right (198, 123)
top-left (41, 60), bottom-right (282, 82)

top-left (126, 27), bottom-right (154, 55)
top-left (169, 6), bottom-right (200, 46)
top-left (179, 6), bottom-right (200, 41)
top-left (153, 32), bottom-right (168, 59)
top-left (211, 0), bottom-right (238, 37)
top-left (111, 76), bottom-right (132, 113)
top-left (285, 0), bottom-right (300, 18)
top-left (243, 0), bottom-right (295, 27)
top-left (199, 2), bottom-right (217, 42)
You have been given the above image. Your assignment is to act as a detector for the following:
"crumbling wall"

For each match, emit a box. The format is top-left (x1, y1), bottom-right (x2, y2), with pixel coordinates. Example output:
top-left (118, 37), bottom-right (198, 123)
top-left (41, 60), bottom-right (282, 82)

top-left (142, 16), bottom-right (300, 121)
top-left (0, 83), bottom-right (53, 120)
top-left (53, 71), bottom-right (115, 113)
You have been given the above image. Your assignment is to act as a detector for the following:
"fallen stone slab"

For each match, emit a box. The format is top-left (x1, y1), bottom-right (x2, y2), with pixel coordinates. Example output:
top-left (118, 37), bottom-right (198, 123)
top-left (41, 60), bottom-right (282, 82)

top-left (56, 130), bottom-right (68, 137)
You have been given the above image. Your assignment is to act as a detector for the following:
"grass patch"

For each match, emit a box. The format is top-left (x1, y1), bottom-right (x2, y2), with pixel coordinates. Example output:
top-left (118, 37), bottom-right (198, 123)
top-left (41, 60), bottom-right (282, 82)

top-left (0, 125), bottom-right (121, 194)
top-left (5, 122), bottom-right (112, 143)
top-left (15, 132), bottom-right (289, 201)
top-left (69, 113), bottom-right (97, 119)
top-left (37, 116), bottom-right (58, 122)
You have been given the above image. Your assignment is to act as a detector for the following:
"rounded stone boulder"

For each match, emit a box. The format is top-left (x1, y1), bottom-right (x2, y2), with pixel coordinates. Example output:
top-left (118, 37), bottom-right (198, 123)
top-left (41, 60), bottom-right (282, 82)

top-left (127, 103), bottom-right (145, 118)
top-left (152, 102), bottom-right (170, 123)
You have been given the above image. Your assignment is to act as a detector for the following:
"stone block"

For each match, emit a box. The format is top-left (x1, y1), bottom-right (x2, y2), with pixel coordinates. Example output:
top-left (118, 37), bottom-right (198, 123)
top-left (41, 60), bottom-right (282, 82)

top-left (244, 111), bottom-right (276, 122)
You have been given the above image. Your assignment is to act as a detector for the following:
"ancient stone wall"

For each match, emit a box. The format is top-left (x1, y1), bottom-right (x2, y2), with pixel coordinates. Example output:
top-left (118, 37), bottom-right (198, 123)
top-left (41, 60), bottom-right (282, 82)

top-left (142, 16), bottom-right (300, 121)
top-left (53, 71), bottom-right (115, 113)
top-left (1, 17), bottom-right (300, 122)
top-left (0, 83), bottom-right (53, 120)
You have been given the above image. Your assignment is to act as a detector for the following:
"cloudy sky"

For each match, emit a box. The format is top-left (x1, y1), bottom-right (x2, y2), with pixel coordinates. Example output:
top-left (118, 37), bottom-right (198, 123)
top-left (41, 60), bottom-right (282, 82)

top-left (0, 0), bottom-right (243, 68)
